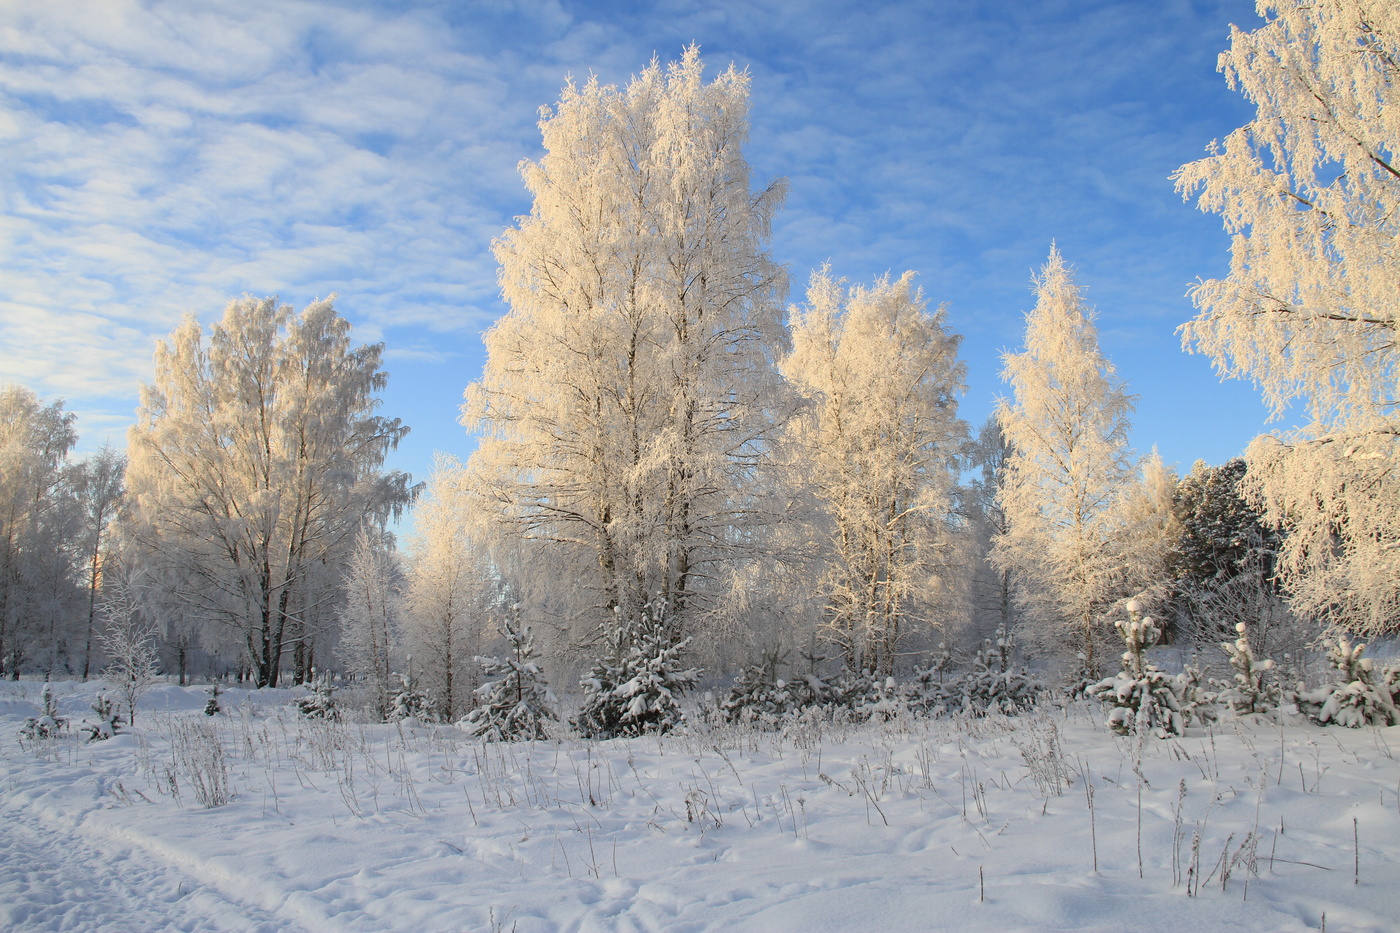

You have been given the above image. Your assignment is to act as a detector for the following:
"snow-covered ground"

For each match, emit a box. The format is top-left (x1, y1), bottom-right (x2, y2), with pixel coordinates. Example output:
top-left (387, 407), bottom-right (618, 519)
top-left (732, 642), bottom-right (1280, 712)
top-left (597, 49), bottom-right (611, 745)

top-left (3, 681), bottom-right (1397, 932)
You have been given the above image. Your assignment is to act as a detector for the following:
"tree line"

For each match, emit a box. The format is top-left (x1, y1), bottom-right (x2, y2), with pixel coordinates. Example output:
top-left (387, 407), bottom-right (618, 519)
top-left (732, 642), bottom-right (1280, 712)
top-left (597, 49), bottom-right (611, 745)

top-left (2, 4), bottom-right (1394, 724)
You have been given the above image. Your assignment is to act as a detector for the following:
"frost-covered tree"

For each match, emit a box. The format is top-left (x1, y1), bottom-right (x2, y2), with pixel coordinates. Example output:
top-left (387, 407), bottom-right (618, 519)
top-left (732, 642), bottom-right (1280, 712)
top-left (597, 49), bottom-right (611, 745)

top-left (781, 268), bottom-right (967, 675)
top-left (403, 455), bottom-right (489, 721)
top-left (0, 385), bottom-right (79, 677)
top-left (1111, 451), bottom-right (1181, 613)
top-left (1175, 1), bottom-right (1400, 633)
top-left (994, 248), bottom-right (1136, 679)
top-left (67, 445), bottom-right (125, 679)
top-left (98, 570), bottom-right (161, 728)
top-left (123, 297), bottom-right (414, 687)
top-left (965, 417), bottom-right (1019, 644)
top-left (1167, 459), bottom-right (1301, 655)
top-left (462, 47), bottom-right (789, 656)
top-left (462, 612), bottom-right (557, 741)
top-left (337, 526), bottom-right (401, 721)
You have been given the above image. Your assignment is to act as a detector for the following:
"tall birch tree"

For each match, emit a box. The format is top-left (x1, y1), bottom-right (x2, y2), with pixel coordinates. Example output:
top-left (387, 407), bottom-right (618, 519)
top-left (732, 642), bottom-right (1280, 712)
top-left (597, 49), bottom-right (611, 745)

top-left (1175, 0), bottom-right (1400, 633)
top-left (403, 455), bottom-right (490, 721)
top-left (994, 248), bottom-right (1136, 679)
top-left (462, 47), bottom-right (788, 652)
top-left (68, 445), bottom-right (125, 679)
top-left (781, 268), bottom-right (967, 676)
top-left (123, 297), bottom-right (413, 686)
top-left (0, 385), bottom-right (78, 677)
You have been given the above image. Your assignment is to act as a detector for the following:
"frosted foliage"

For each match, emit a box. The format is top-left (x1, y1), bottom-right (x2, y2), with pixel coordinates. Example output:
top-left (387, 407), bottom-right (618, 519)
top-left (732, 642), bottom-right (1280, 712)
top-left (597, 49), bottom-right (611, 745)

top-left (993, 248), bottom-right (1136, 678)
top-left (781, 268), bottom-right (968, 676)
top-left (0, 385), bottom-right (78, 677)
top-left (1175, 0), bottom-right (1399, 427)
top-left (123, 298), bottom-right (413, 686)
top-left (1111, 451), bottom-right (1180, 610)
top-left (462, 47), bottom-right (788, 644)
top-left (403, 456), bottom-right (487, 722)
top-left (337, 528), bottom-right (401, 721)
top-left (1176, 2), bottom-right (1400, 633)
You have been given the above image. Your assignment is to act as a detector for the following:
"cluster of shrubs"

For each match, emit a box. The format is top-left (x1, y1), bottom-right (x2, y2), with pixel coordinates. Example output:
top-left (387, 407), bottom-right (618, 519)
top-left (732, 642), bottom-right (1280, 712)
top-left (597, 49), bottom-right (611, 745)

top-left (1085, 601), bottom-right (1400, 736)
top-left (19, 683), bottom-right (127, 745)
top-left (718, 623), bottom-right (1045, 729)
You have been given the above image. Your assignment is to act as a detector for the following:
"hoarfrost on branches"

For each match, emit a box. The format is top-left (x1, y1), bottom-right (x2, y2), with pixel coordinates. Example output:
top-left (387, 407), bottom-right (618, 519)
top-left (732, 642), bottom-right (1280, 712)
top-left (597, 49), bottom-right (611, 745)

top-left (1176, 0), bottom-right (1400, 633)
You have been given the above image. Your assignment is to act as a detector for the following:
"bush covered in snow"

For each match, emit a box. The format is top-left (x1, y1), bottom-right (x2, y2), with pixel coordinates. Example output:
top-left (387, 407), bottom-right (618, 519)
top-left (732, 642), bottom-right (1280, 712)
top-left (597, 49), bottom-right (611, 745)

top-left (18, 683), bottom-right (67, 743)
top-left (390, 670), bottom-right (433, 722)
top-left (720, 651), bottom-right (797, 726)
top-left (80, 692), bottom-right (124, 742)
top-left (461, 617), bottom-right (557, 741)
top-left (1294, 636), bottom-right (1399, 727)
top-left (575, 604), bottom-right (701, 739)
top-left (1088, 611), bottom-right (1189, 737)
top-left (1213, 622), bottom-right (1280, 716)
top-left (297, 673), bottom-right (342, 721)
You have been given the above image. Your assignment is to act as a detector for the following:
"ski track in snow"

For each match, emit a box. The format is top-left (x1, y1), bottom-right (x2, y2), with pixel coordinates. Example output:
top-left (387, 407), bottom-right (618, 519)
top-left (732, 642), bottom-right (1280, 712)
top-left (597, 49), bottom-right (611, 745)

top-left (0, 797), bottom-right (297, 933)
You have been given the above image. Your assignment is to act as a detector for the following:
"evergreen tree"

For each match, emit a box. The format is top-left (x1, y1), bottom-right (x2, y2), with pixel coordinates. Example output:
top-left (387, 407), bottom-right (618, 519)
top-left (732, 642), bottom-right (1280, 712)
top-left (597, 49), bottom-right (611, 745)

top-left (575, 603), bottom-right (701, 738)
top-left (462, 612), bottom-right (556, 741)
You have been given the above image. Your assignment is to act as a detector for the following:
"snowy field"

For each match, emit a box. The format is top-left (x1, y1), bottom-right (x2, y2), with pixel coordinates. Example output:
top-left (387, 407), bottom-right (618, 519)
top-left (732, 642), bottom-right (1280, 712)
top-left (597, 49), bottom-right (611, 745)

top-left (3, 682), bottom-right (1398, 932)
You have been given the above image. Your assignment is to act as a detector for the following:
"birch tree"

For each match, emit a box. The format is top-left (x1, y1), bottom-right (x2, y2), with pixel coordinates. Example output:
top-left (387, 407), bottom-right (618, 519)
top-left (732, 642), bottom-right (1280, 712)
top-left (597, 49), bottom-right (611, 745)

top-left (1175, 0), bottom-right (1400, 632)
top-left (403, 456), bottom-right (490, 721)
top-left (68, 445), bottom-right (125, 679)
top-left (781, 268), bottom-right (967, 676)
top-left (123, 297), bottom-right (414, 686)
top-left (338, 526), bottom-right (401, 720)
top-left (965, 416), bottom-right (1018, 642)
top-left (462, 47), bottom-right (789, 652)
top-left (0, 385), bottom-right (79, 677)
top-left (994, 248), bottom-right (1136, 679)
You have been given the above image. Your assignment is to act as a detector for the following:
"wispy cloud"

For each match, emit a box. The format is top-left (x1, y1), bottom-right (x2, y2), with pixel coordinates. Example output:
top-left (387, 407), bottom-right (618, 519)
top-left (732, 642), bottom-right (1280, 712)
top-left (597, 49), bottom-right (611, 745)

top-left (0, 0), bottom-right (1270, 470)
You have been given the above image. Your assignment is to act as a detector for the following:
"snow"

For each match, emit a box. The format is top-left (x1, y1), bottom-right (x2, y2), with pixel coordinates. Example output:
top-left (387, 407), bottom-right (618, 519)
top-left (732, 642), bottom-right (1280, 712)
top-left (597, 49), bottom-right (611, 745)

top-left (3, 681), bottom-right (1399, 932)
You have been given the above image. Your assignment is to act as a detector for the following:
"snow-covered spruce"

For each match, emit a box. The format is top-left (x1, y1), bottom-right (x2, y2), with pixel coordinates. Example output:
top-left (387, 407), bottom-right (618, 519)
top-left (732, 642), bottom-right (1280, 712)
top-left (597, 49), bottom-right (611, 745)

top-left (1087, 610), bottom-right (1189, 737)
top-left (80, 692), bottom-right (124, 742)
top-left (1214, 622), bottom-right (1279, 716)
top-left (461, 616), bottom-right (556, 741)
top-left (18, 683), bottom-right (67, 743)
top-left (1294, 636), bottom-right (1399, 728)
top-left (297, 672), bottom-right (342, 721)
top-left (390, 670), bottom-right (433, 723)
top-left (941, 626), bottom-right (1043, 717)
top-left (720, 651), bottom-right (796, 727)
top-left (575, 605), bottom-right (701, 739)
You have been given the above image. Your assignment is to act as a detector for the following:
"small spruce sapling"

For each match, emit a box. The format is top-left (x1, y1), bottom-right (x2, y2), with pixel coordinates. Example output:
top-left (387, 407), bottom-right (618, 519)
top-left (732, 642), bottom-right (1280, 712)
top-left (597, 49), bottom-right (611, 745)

top-left (297, 670), bottom-right (342, 720)
top-left (1088, 604), bottom-right (1187, 737)
top-left (721, 649), bottom-right (795, 726)
top-left (946, 622), bottom-right (1042, 717)
top-left (575, 602), bottom-right (701, 738)
top-left (1295, 636), bottom-right (1400, 727)
top-left (462, 612), bottom-right (557, 741)
top-left (80, 692), bottom-right (124, 742)
top-left (1215, 622), bottom-right (1279, 715)
top-left (390, 669), bottom-right (432, 722)
top-left (19, 683), bottom-right (67, 742)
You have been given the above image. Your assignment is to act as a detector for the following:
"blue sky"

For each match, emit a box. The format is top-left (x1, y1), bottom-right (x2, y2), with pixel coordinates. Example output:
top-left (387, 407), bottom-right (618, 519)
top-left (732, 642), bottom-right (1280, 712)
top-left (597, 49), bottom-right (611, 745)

top-left (1, 0), bottom-right (1280, 499)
